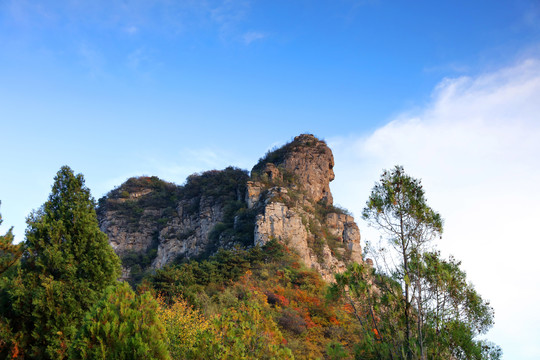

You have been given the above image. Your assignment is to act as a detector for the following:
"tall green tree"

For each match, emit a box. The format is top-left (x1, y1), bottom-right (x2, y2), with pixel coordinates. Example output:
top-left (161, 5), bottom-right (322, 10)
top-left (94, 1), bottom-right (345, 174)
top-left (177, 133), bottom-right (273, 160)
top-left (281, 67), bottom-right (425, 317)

top-left (70, 282), bottom-right (170, 360)
top-left (0, 205), bottom-right (23, 358)
top-left (8, 166), bottom-right (121, 359)
top-left (331, 165), bottom-right (501, 360)
top-left (362, 165), bottom-right (443, 359)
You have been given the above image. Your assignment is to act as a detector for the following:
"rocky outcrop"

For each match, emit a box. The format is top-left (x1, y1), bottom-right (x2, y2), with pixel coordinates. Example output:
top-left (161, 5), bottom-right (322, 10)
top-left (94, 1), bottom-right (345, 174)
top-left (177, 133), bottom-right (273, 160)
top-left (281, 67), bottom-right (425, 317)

top-left (252, 134), bottom-right (335, 204)
top-left (99, 193), bottom-right (227, 277)
top-left (97, 169), bottom-right (249, 278)
top-left (279, 134), bottom-right (335, 204)
top-left (254, 201), bottom-right (310, 263)
top-left (151, 195), bottom-right (225, 268)
top-left (249, 135), bottom-right (362, 281)
top-left (98, 134), bottom-right (362, 282)
top-left (101, 207), bottom-right (160, 255)
top-left (325, 213), bottom-right (363, 263)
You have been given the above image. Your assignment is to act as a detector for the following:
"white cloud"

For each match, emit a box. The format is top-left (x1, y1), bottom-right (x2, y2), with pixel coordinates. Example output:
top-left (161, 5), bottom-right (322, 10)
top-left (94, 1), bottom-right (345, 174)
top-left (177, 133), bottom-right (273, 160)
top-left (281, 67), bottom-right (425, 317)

top-left (242, 31), bottom-right (266, 45)
top-left (329, 59), bottom-right (540, 360)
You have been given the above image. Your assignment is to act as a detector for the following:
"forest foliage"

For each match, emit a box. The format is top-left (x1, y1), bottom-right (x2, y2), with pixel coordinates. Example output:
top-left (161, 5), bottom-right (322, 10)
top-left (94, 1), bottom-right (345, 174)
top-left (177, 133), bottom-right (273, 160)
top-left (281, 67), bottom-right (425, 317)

top-left (0, 165), bottom-right (500, 359)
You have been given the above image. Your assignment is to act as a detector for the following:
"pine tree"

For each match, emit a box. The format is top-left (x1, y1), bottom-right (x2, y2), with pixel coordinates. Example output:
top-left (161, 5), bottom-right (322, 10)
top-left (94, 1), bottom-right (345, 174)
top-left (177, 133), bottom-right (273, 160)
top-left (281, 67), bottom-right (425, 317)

top-left (9, 166), bottom-right (121, 359)
top-left (0, 204), bottom-right (22, 276)
top-left (0, 205), bottom-right (23, 358)
top-left (70, 282), bottom-right (171, 360)
top-left (348, 165), bottom-right (501, 359)
top-left (362, 165), bottom-right (443, 359)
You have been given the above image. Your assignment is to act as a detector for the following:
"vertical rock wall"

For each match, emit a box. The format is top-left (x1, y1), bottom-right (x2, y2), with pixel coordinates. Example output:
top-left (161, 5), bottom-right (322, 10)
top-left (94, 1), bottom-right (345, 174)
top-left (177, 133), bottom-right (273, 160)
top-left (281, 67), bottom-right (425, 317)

top-left (250, 134), bottom-right (362, 281)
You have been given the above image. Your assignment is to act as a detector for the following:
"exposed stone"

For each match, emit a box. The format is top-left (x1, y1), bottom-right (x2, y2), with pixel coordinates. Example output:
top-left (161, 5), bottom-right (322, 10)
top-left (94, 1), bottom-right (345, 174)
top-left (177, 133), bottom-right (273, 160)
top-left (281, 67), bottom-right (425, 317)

top-left (261, 163), bottom-right (283, 182)
top-left (326, 213), bottom-right (363, 264)
top-left (152, 196), bottom-right (224, 268)
top-left (99, 195), bottom-right (226, 270)
top-left (246, 181), bottom-right (262, 209)
top-left (280, 134), bottom-right (335, 204)
top-left (249, 134), bottom-right (362, 281)
top-left (254, 202), bottom-right (310, 266)
top-left (365, 258), bottom-right (374, 267)
top-left (99, 134), bottom-right (363, 283)
top-left (100, 209), bottom-right (161, 255)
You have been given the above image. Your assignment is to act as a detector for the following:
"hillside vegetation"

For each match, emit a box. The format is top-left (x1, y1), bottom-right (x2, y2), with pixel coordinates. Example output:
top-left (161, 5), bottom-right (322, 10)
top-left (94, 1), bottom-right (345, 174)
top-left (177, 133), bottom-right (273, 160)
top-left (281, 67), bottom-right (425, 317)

top-left (0, 135), bottom-right (500, 359)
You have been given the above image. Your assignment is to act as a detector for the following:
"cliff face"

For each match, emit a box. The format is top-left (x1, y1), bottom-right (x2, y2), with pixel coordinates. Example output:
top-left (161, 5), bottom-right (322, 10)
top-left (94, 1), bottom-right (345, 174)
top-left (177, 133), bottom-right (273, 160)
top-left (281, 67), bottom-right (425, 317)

top-left (97, 169), bottom-right (250, 281)
top-left (249, 134), bottom-right (362, 281)
top-left (97, 134), bottom-right (362, 282)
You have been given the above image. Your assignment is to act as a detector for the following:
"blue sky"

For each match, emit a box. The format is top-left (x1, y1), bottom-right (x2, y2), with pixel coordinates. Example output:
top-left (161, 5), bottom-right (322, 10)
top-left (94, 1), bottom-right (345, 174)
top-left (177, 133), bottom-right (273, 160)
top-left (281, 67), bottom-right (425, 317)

top-left (2, 1), bottom-right (540, 358)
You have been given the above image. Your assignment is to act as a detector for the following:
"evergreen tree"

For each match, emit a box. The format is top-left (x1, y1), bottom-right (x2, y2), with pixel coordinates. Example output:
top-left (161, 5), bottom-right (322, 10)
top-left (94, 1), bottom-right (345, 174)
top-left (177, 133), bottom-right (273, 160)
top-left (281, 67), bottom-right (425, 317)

top-left (70, 282), bottom-right (170, 360)
top-left (363, 165), bottom-right (443, 359)
top-left (8, 166), bottom-right (121, 359)
top-left (0, 205), bottom-right (23, 358)
top-left (0, 204), bottom-right (22, 276)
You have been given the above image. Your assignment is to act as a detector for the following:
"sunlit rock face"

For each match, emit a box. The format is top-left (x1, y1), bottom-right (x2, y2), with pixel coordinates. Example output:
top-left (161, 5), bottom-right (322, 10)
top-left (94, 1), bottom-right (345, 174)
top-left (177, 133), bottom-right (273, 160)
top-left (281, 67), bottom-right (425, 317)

top-left (250, 134), bottom-right (362, 282)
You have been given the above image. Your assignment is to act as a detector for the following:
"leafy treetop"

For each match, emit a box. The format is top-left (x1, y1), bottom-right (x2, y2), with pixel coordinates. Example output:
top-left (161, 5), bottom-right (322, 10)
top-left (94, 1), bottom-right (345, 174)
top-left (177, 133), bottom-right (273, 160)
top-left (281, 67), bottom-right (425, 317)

top-left (8, 166), bottom-right (121, 359)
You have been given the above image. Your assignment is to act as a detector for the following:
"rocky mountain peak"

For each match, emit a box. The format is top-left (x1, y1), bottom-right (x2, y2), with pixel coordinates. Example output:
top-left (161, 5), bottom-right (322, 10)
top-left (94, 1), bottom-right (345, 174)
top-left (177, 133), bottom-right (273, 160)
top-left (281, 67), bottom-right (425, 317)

top-left (98, 135), bottom-right (361, 283)
top-left (251, 134), bottom-right (335, 204)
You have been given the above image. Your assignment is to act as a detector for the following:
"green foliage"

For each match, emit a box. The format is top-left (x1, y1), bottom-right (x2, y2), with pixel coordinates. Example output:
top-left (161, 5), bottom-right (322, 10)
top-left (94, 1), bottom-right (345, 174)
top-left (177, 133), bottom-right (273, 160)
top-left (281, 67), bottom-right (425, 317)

top-left (121, 246), bottom-right (159, 285)
top-left (0, 207), bottom-right (23, 358)
top-left (182, 167), bottom-right (249, 209)
top-left (147, 245), bottom-right (266, 305)
top-left (206, 201), bottom-right (256, 253)
top-left (97, 176), bottom-right (179, 231)
top-left (202, 290), bottom-right (293, 360)
top-left (155, 295), bottom-right (212, 360)
top-left (329, 165), bottom-right (501, 360)
top-left (70, 282), bottom-right (170, 359)
top-left (252, 145), bottom-right (293, 175)
top-left (103, 176), bottom-right (179, 209)
top-left (97, 167), bottom-right (251, 274)
top-left (315, 200), bottom-right (351, 218)
top-left (326, 341), bottom-right (348, 360)
top-left (6, 166), bottom-right (121, 359)
top-left (305, 200), bottom-right (352, 265)
top-left (362, 165), bottom-right (443, 246)
top-left (0, 206), bottom-right (22, 276)
top-left (145, 239), bottom-right (362, 359)
top-left (362, 165), bottom-right (444, 359)
top-left (413, 251), bottom-right (499, 359)
top-left (307, 219), bottom-right (326, 263)
top-left (330, 262), bottom-right (406, 359)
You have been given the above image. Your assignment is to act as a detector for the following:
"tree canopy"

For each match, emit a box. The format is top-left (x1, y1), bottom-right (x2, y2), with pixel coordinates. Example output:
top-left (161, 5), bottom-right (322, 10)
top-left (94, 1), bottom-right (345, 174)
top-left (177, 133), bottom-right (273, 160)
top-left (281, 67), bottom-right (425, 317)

top-left (7, 166), bottom-right (121, 359)
top-left (0, 205), bottom-right (22, 276)
top-left (330, 165), bottom-right (500, 360)
top-left (70, 282), bottom-right (170, 360)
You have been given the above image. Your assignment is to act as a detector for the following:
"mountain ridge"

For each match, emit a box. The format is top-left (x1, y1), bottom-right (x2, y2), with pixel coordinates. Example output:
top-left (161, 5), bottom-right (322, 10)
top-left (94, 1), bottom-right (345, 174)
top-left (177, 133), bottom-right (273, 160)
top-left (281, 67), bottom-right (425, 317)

top-left (97, 134), bottom-right (363, 282)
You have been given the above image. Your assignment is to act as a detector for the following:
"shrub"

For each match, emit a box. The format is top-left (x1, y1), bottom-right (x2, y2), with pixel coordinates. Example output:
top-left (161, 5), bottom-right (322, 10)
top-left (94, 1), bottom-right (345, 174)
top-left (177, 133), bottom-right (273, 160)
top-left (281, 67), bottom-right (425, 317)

top-left (278, 308), bottom-right (307, 335)
top-left (155, 295), bottom-right (212, 359)
top-left (70, 283), bottom-right (170, 360)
